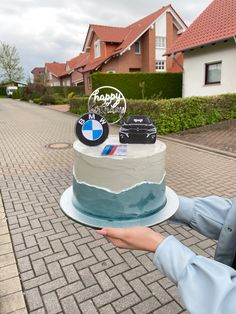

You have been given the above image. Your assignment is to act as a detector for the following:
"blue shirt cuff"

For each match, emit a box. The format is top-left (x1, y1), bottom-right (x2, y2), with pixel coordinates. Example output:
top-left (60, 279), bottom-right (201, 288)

top-left (171, 196), bottom-right (194, 225)
top-left (153, 235), bottom-right (196, 284)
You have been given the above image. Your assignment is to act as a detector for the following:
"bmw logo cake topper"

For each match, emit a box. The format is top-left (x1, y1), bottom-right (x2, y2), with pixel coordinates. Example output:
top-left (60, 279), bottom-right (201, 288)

top-left (75, 112), bottom-right (109, 146)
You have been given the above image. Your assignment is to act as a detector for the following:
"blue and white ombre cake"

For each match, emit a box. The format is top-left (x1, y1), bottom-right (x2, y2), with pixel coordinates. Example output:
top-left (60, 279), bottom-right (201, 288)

top-left (60, 135), bottom-right (179, 228)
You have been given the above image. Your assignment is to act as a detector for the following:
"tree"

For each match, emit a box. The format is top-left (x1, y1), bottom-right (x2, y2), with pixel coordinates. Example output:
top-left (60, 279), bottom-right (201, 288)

top-left (0, 42), bottom-right (24, 83)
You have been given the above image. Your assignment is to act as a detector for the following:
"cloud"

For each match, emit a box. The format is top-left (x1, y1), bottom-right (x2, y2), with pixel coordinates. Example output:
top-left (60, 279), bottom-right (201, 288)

top-left (0, 0), bottom-right (212, 78)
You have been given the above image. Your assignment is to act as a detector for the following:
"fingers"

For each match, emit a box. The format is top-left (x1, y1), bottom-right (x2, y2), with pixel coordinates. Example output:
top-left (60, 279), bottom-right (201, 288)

top-left (96, 227), bottom-right (125, 239)
top-left (96, 229), bottom-right (108, 236)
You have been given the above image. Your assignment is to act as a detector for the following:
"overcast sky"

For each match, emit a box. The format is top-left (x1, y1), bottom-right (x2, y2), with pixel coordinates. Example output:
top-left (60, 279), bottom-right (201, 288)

top-left (0, 0), bottom-right (213, 79)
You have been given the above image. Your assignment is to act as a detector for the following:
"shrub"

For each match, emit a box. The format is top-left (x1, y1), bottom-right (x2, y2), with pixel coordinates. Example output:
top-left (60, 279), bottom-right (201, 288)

top-left (69, 93), bottom-right (236, 134)
top-left (33, 98), bottom-right (41, 104)
top-left (92, 72), bottom-right (182, 99)
top-left (68, 91), bottom-right (75, 99)
top-left (69, 97), bottom-right (89, 115)
top-left (0, 87), bottom-right (6, 96)
top-left (40, 94), bottom-right (56, 104)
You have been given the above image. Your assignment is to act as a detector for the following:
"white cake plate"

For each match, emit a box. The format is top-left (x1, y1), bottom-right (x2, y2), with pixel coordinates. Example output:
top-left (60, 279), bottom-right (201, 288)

top-left (60, 186), bottom-right (179, 228)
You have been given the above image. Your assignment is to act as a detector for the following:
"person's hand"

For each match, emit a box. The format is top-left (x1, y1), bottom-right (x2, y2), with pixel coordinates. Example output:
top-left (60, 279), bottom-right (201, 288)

top-left (96, 226), bottom-right (165, 252)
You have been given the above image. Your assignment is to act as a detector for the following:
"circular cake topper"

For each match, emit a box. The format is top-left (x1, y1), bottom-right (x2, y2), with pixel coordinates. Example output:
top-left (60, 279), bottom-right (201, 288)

top-left (75, 112), bottom-right (109, 146)
top-left (88, 86), bottom-right (126, 124)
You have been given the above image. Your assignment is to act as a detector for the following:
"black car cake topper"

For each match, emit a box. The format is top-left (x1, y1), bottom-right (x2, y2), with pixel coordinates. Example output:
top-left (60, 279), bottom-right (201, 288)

top-left (119, 115), bottom-right (157, 144)
top-left (75, 112), bottom-right (109, 146)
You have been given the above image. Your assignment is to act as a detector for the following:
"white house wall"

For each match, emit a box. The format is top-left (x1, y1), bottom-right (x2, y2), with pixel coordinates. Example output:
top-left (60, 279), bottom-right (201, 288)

top-left (183, 39), bottom-right (236, 97)
top-left (155, 13), bottom-right (166, 61)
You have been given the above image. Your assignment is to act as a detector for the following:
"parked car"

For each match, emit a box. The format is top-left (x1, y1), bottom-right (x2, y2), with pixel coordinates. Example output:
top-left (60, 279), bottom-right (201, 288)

top-left (6, 86), bottom-right (18, 97)
top-left (119, 115), bottom-right (157, 144)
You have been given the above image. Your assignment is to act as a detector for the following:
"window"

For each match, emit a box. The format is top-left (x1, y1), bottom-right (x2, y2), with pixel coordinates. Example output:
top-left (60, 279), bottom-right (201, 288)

top-left (156, 36), bottom-right (166, 48)
top-left (134, 41), bottom-right (141, 54)
top-left (155, 60), bottom-right (165, 71)
top-left (129, 68), bottom-right (141, 72)
top-left (205, 62), bottom-right (222, 84)
top-left (94, 38), bottom-right (101, 58)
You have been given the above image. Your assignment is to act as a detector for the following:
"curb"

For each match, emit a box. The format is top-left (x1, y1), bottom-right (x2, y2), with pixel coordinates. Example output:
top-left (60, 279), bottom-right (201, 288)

top-left (160, 135), bottom-right (236, 159)
top-left (0, 193), bottom-right (28, 314)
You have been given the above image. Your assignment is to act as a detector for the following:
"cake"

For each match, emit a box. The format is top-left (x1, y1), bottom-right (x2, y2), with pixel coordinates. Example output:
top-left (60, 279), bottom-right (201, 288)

top-left (60, 134), bottom-right (179, 227)
top-left (68, 133), bottom-right (168, 223)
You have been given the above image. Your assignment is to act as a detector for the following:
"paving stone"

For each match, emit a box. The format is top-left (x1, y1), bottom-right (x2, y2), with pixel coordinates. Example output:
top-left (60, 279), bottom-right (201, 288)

top-left (111, 274), bottom-right (133, 296)
top-left (90, 259), bottom-right (114, 274)
top-left (47, 261), bottom-right (64, 280)
top-left (93, 288), bottom-right (121, 308)
top-left (133, 296), bottom-right (161, 314)
top-left (92, 246), bottom-right (108, 261)
top-left (40, 277), bottom-right (67, 295)
top-left (112, 292), bottom-right (140, 312)
top-left (32, 259), bottom-right (47, 276)
top-left (0, 277), bottom-right (22, 297)
top-left (141, 270), bottom-right (164, 285)
top-left (106, 262), bottom-right (130, 277)
top-left (43, 291), bottom-right (62, 314)
top-left (23, 274), bottom-right (50, 290)
top-left (25, 287), bottom-right (43, 311)
top-left (62, 264), bottom-right (80, 283)
top-left (78, 268), bottom-right (96, 287)
top-left (79, 300), bottom-right (98, 314)
top-left (0, 264), bottom-right (18, 281)
top-left (95, 271), bottom-right (114, 291)
top-left (0, 291), bottom-right (26, 313)
top-left (0, 243), bottom-right (13, 255)
top-left (148, 282), bottom-right (172, 304)
top-left (123, 265), bottom-right (147, 281)
top-left (75, 285), bottom-right (102, 304)
top-left (121, 251), bottom-right (140, 268)
top-left (153, 301), bottom-right (182, 314)
top-left (99, 304), bottom-right (116, 314)
top-left (130, 278), bottom-right (152, 300)
top-left (56, 281), bottom-right (84, 299)
top-left (0, 233), bottom-right (11, 245)
top-left (61, 295), bottom-right (81, 314)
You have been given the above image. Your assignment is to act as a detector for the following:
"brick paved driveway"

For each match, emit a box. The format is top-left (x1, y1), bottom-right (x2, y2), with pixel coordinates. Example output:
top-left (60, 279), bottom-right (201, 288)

top-left (0, 99), bottom-right (236, 314)
top-left (165, 118), bottom-right (236, 156)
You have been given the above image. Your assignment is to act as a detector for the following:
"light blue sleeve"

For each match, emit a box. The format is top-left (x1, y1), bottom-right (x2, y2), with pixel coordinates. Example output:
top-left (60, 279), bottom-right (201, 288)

top-left (153, 236), bottom-right (236, 314)
top-left (171, 196), bottom-right (232, 240)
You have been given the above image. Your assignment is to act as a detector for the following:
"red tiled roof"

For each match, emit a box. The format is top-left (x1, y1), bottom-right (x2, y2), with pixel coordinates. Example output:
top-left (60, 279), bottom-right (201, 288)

top-left (166, 0), bottom-right (236, 55)
top-left (45, 62), bottom-right (66, 77)
top-left (67, 52), bottom-right (90, 70)
top-left (84, 5), bottom-right (186, 72)
top-left (113, 5), bottom-right (169, 54)
top-left (83, 57), bottom-right (109, 72)
top-left (31, 67), bottom-right (45, 75)
top-left (90, 25), bottom-right (127, 43)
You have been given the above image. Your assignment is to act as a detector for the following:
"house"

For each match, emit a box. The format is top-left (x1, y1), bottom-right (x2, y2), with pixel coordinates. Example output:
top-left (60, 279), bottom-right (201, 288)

top-left (31, 67), bottom-right (45, 83)
top-left (166, 0), bottom-right (236, 97)
top-left (44, 53), bottom-right (89, 87)
top-left (82, 4), bottom-right (187, 94)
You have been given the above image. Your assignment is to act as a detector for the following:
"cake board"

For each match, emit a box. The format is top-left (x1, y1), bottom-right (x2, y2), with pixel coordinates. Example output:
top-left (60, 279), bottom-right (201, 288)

top-left (60, 186), bottom-right (179, 229)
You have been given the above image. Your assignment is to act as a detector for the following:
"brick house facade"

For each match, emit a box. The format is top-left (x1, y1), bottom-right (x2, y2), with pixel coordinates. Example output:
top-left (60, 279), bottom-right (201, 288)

top-left (82, 5), bottom-right (187, 94)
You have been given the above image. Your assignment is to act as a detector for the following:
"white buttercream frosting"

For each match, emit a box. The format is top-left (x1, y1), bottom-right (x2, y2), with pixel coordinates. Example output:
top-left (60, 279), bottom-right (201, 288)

top-left (73, 135), bottom-right (166, 192)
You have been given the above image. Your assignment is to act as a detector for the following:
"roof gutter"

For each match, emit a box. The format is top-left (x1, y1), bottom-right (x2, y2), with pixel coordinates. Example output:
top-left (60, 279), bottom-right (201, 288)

top-left (166, 35), bottom-right (235, 56)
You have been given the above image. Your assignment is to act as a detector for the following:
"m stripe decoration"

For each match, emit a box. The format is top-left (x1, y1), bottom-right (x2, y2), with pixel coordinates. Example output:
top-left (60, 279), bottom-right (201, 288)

top-left (75, 112), bottom-right (109, 146)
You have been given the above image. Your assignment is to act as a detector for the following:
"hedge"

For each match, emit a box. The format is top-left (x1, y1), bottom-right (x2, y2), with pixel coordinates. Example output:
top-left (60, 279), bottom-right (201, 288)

top-left (69, 93), bottom-right (236, 135)
top-left (19, 84), bottom-right (84, 101)
top-left (0, 87), bottom-right (6, 96)
top-left (92, 72), bottom-right (182, 99)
